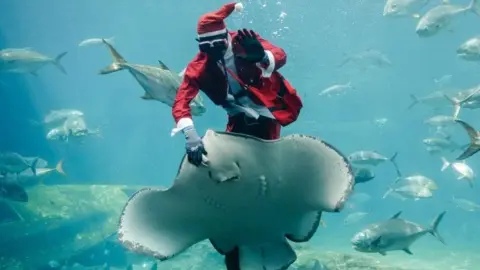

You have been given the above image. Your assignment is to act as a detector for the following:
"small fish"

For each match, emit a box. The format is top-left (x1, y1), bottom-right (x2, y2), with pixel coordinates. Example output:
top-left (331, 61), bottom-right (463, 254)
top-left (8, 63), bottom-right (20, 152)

top-left (408, 91), bottom-right (451, 109)
top-left (383, 0), bottom-right (430, 18)
top-left (434, 74), bottom-right (452, 87)
top-left (351, 211), bottom-right (446, 255)
top-left (383, 184), bottom-right (433, 200)
top-left (441, 157), bottom-right (475, 188)
top-left (443, 87), bottom-right (480, 119)
top-left (393, 174), bottom-right (438, 190)
top-left (79, 37), bottom-right (114, 47)
top-left (318, 82), bottom-right (354, 96)
top-left (348, 151), bottom-right (401, 176)
top-left (0, 48), bottom-right (67, 75)
top-left (344, 212), bottom-right (368, 225)
top-left (452, 196), bottom-right (480, 211)
top-left (353, 167), bottom-right (375, 184)
top-left (454, 119), bottom-right (480, 160)
top-left (416, 0), bottom-right (480, 38)
top-left (424, 115), bottom-right (456, 127)
top-left (422, 137), bottom-right (462, 152)
top-left (457, 36), bottom-right (480, 61)
top-left (0, 152), bottom-right (38, 176)
top-left (338, 49), bottom-right (392, 69)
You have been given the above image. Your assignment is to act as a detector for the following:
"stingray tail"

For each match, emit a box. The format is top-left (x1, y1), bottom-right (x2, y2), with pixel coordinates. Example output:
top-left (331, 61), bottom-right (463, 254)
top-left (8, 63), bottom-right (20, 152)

top-left (99, 39), bottom-right (127, 75)
top-left (428, 211), bottom-right (446, 245)
top-left (53, 52), bottom-right (68, 75)
top-left (454, 119), bottom-right (480, 160)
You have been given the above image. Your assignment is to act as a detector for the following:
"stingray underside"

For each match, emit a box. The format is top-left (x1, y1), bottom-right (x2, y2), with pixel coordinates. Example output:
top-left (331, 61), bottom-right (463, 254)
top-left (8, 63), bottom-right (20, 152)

top-left (117, 129), bottom-right (354, 269)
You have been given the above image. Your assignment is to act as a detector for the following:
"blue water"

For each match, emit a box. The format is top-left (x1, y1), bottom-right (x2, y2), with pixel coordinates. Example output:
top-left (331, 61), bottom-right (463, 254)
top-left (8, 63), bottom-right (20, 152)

top-left (1, 0), bottom-right (480, 269)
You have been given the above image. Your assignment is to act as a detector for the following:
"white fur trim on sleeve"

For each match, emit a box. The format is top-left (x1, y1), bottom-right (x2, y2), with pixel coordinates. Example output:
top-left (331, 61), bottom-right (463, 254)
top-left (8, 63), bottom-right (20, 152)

top-left (256, 50), bottom-right (275, 78)
top-left (170, 117), bottom-right (194, 137)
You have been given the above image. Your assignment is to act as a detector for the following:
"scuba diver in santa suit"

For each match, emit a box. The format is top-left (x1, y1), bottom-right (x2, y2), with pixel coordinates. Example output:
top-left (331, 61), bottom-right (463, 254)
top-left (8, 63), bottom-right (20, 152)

top-left (170, 2), bottom-right (303, 269)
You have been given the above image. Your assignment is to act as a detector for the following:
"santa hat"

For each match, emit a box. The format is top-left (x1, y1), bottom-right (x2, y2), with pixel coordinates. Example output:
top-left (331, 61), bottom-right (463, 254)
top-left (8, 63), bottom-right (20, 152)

top-left (197, 2), bottom-right (244, 39)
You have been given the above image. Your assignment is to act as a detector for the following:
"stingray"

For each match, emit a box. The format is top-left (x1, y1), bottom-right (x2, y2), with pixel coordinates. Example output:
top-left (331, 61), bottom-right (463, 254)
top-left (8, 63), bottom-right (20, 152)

top-left (118, 129), bottom-right (354, 270)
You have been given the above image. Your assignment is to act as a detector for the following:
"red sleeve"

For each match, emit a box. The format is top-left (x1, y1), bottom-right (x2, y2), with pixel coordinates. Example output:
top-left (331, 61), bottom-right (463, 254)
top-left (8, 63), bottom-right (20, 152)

top-left (172, 60), bottom-right (202, 123)
top-left (255, 33), bottom-right (287, 72)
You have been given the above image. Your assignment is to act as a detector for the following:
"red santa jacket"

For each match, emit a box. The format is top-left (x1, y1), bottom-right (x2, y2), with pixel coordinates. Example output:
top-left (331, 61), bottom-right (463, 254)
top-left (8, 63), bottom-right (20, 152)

top-left (172, 31), bottom-right (303, 130)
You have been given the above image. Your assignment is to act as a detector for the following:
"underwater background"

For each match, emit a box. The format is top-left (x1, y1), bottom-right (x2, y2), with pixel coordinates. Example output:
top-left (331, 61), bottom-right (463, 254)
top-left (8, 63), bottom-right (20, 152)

top-left (1, 0), bottom-right (480, 269)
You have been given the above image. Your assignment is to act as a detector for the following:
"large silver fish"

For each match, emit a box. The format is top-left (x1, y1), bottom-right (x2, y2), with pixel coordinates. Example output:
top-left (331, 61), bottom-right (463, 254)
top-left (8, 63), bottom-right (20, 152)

top-left (99, 40), bottom-right (206, 116)
top-left (0, 152), bottom-right (38, 176)
top-left (351, 211), bottom-right (446, 255)
top-left (117, 130), bottom-right (354, 270)
top-left (416, 0), bottom-right (480, 37)
top-left (0, 48), bottom-right (67, 75)
top-left (457, 36), bottom-right (480, 61)
top-left (46, 115), bottom-right (100, 142)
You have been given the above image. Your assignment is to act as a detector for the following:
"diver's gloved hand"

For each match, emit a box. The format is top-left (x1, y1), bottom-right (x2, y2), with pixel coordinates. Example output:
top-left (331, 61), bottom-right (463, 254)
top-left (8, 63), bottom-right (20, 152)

top-left (236, 29), bottom-right (266, 63)
top-left (183, 126), bottom-right (207, 166)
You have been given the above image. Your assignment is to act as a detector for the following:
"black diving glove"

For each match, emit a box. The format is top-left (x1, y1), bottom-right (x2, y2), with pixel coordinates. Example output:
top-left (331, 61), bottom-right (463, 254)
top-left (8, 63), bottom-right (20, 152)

top-left (183, 126), bottom-right (207, 166)
top-left (236, 29), bottom-right (267, 63)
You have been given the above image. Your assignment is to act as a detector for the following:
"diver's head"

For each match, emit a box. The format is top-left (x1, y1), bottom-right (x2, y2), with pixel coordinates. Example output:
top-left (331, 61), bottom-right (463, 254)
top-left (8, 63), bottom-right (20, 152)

top-left (196, 2), bottom-right (244, 60)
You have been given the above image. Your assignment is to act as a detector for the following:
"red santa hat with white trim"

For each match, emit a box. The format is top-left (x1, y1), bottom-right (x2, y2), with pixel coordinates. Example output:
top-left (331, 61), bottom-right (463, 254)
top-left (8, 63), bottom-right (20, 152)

top-left (197, 2), bottom-right (244, 39)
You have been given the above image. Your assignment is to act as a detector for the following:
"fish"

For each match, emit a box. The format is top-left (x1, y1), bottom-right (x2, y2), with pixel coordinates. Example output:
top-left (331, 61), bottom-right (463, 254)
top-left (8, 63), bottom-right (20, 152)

top-left (383, 184), bottom-right (433, 200)
top-left (351, 211), bottom-right (446, 255)
top-left (383, 0), bottom-right (430, 18)
top-left (47, 115), bottom-right (100, 142)
top-left (99, 39), bottom-right (206, 116)
top-left (424, 115), bottom-right (456, 127)
top-left (344, 212), bottom-right (368, 225)
top-left (353, 167), bottom-right (375, 184)
top-left (408, 91), bottom-right (451, 109)
top-left (318, 82), bottom-right (354, 96)
top-left (0, 152), bottom-right (38, 176)
top-left (338, 49), bottom-right (392, 69)
top-left (441, 157), bottom-right (475, 188)
top-left (393, 174), bottom-right (438, 190)
top-left (454, 119), bottom-right (480, 160)
top-left (415, 0), bottom-right (480, 37)
top-left (116, 129), bottom-right (354, 270)
top-left (13, 160), bottom-right (66, 187)
top-left (422, 137), bottom-right (462, 152)
top-left (457, 36), bottom-right (480, 61)
top-left (443, 87), bottom-right (480, 119)
top-left (79, 37), bottom-right (114, 47)
top-left (0, 48), bottom-right (67, 75)
top-left (0, 179), bottom-right (28, 202)
top-left (451, 196), bottom-right (480, 212)
top-left (348, 151), bottom-right (400, 176)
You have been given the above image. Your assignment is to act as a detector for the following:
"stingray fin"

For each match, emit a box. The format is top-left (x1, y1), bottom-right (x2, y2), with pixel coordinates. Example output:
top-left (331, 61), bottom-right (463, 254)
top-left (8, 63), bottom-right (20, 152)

top-left (238, 241), bottom-right (297, 270)
top-left (118, 188), bottom-right (206, 260)
top-left (285, 211), bottom-right (323, 242)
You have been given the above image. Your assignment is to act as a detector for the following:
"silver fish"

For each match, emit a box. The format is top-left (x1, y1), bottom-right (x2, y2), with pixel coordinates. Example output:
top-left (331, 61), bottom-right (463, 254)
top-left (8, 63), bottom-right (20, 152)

top-left (99, 39), bottom-right (206, 116)
top-left (79, 37), bottom-right (114, 47)
top-left (383, 0), bottom-right (430, 18)
top-left (351, 211), bottom-right (446, 255)
top-left (441, 157), bottom-right (475, 188)
top-left (0, 152), bottom-right (38, 176)
top-left (344, 212), bottom-right (368, 226)
top-left (416, 0), bottom-right (480, 37)
top-left (452, 196), bottom-right (480, 212)
top-left (393, 174), bottom-right (438, 190)
top-left (0, 48), bottom-right (67, 75)
top-left (47, 115), bottom-right (100, 142)
top-left (457, 36), bottom-right (480, 61)
top-left (383, 183), bottom-right (433, 200)
top-left (318, 82), bottom-right (354, 96)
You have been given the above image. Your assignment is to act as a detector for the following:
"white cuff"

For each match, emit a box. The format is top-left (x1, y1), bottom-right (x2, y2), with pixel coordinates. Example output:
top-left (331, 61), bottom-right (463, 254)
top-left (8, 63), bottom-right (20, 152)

top-left (256, 50), bottom-right (275, 78)
top-left (171, 117), bottom-right (194, 137)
